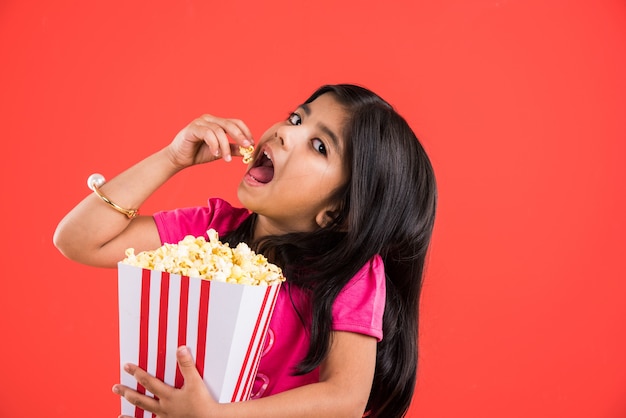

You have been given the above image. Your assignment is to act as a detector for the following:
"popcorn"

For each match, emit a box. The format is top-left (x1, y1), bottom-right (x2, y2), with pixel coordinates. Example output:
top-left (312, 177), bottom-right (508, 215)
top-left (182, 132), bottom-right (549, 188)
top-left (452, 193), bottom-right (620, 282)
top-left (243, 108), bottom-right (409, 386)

top-left (122, 228), bottom-right (284, 286)
top-left (239, 145), bottom-right (255, 164)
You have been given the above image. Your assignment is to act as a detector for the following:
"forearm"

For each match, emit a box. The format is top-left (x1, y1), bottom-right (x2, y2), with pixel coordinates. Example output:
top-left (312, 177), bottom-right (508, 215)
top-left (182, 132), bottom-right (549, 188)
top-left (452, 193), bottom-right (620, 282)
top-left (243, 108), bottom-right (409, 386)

top-left (116, 333), bottom-right (376, 418)
top-left (55, 114), bottom-right (254, 267)
top-left (216, 381), bottom-right (368, 418)
top-left (216, 332), bottom-right (374, 418)
top-left (53, 147), bottom-right (180, 267)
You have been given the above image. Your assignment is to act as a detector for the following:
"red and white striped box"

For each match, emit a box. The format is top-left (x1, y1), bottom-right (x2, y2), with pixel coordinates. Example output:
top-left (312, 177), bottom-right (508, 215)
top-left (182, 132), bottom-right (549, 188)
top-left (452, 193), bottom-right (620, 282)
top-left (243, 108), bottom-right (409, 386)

top-left (117, 262), bottom-right (281, 417)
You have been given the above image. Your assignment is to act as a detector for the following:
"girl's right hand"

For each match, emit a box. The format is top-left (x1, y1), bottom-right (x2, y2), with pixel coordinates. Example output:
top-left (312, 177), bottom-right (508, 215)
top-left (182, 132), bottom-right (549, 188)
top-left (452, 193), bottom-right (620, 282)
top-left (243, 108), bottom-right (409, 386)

top-left (167, 114), bottom-right (254, 169)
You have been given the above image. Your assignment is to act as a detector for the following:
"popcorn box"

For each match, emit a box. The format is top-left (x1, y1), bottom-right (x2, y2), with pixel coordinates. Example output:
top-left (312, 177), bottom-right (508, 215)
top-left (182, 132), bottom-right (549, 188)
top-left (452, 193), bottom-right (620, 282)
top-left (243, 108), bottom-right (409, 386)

top-left (117, 262), bottom-right (281, 416)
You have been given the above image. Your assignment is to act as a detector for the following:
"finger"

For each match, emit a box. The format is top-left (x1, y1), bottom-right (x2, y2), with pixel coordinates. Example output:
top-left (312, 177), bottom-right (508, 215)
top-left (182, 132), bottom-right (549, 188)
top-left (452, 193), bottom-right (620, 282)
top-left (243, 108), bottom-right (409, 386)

top-left (181, 121), bottom-right (219, 149)
top-left (213, 126), bottom-right (233, 162)
top-left (124, 363), bottom-right (171, 398)
top-left (223, 118), bottom-right (254, 146)
top-left (176, 346), bottom-right (204, 386)
top-left (199, 123), bottom-right (235, 162)
top-left (200, 127), bottom-right (222, 158)
top-left (201, 115), bottom-right (253, 146)
top-left (112, 383), bottom-right (160, 414)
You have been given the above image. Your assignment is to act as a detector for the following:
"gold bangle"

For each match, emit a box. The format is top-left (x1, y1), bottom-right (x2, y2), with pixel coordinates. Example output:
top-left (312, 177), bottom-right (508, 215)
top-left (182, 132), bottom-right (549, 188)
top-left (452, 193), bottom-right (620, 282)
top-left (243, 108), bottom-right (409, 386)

top-left (87, 173), bottom-right (139, 219)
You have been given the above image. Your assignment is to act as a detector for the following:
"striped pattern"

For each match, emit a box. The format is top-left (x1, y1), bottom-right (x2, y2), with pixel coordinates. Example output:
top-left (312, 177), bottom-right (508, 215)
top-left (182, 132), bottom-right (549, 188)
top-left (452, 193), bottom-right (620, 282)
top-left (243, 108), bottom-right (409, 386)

top-left (117, 263), bottom-right (281, 417)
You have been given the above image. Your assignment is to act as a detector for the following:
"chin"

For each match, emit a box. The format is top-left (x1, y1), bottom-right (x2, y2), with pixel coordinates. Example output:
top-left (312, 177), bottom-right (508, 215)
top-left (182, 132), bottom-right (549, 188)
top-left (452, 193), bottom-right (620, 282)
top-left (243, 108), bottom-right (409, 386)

top-left (237, 182), bottom-right (256, 211)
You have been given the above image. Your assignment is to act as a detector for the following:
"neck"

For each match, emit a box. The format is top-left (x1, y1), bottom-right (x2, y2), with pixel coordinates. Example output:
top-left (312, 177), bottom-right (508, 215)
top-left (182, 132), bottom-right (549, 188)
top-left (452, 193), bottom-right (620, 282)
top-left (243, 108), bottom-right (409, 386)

top-left (252, 214), bottom-right (318, 241)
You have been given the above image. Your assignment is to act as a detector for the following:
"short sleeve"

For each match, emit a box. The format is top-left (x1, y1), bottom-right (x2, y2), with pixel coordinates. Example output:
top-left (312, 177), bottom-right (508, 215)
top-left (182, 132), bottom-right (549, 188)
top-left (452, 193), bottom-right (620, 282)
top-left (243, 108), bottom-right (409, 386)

top-left (332, 255), bottom-right (386, 341)
top-left (153, 198), bottom-right (250, 245)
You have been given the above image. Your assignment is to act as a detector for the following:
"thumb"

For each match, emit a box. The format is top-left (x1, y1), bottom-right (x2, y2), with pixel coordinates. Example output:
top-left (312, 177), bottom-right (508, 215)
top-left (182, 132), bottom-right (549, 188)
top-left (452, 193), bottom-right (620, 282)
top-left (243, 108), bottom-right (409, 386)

top-left (177, 346), bottom-right (202, 383)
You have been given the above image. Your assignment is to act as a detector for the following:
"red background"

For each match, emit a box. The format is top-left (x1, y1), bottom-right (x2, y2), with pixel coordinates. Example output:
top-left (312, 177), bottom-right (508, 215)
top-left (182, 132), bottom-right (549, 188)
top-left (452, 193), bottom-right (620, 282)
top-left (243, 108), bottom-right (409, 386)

top-left (1, 1), bottom-right (625, 416)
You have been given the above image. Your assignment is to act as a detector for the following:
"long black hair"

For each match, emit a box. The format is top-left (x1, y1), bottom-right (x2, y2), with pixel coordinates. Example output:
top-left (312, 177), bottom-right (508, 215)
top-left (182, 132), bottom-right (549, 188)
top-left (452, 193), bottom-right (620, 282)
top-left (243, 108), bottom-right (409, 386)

top-left (225, 84), bottom-right (437, 417)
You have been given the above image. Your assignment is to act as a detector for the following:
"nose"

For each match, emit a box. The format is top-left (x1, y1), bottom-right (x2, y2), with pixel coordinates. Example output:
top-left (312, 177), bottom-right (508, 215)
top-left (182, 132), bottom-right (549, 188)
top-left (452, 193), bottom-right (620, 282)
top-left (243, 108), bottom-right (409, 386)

top-left (275, 124), bottom-right (296, 148)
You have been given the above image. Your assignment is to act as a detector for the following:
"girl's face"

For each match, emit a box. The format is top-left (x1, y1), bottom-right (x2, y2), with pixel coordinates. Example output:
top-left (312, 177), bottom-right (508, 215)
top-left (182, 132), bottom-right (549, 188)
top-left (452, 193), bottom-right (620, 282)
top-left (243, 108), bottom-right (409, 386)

top-left (237, 93), bottom-right (349, 238)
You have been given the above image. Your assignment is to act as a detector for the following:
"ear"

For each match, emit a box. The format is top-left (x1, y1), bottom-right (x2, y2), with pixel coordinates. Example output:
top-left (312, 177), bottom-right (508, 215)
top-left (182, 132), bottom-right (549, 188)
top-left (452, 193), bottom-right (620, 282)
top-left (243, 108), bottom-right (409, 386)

top-left (315, 207), bottom-right (341, 228)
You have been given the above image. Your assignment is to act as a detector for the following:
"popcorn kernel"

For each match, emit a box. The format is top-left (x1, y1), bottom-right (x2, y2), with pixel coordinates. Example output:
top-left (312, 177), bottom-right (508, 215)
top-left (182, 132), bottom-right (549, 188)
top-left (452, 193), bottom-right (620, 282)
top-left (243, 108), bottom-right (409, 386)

top-left (239, 145), bottom-right (255, 164)
top-left (122, 229), bottom-right (284, 286)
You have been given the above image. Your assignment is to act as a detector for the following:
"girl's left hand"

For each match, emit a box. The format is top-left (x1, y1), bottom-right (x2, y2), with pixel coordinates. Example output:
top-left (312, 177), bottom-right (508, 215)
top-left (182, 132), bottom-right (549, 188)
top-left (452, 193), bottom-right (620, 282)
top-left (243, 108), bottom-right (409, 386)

top-left (112, 346), bottom-right (218, 418)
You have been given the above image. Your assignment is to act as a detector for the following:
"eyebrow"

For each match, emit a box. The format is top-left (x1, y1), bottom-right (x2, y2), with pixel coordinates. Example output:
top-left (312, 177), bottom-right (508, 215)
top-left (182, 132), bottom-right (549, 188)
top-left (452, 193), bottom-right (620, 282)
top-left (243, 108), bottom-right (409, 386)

top-left (299, 103), bottom-right (341, 152)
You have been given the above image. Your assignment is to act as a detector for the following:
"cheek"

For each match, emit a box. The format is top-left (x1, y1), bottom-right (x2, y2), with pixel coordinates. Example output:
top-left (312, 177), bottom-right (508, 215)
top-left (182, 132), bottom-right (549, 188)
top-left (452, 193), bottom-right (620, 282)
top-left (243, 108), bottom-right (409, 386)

top-left (316, 165), bottom-right (347, 195)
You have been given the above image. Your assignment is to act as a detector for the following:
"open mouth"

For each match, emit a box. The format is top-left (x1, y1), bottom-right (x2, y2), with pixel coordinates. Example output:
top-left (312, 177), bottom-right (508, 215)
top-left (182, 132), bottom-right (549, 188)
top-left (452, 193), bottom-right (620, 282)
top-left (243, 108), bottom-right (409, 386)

top-left (248, 150), bottom-right (274, 183)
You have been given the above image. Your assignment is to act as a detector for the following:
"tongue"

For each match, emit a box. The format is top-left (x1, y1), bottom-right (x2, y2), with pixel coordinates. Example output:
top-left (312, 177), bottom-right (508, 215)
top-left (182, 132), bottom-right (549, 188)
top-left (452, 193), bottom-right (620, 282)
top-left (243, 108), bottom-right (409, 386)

top-left (249, 166), bottom-right (274, 183)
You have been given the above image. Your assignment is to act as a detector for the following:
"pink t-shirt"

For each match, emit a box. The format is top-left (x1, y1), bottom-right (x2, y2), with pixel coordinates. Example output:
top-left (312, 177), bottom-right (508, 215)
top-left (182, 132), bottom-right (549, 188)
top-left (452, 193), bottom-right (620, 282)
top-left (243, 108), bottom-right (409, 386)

top-left (153, 198), bottom-right (386, 397)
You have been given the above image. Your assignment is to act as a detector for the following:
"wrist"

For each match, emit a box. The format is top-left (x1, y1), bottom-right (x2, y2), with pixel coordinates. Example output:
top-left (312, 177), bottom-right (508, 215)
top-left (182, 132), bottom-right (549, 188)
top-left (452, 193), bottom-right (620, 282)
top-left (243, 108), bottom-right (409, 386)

top-left (160, 146), bottom-right (190, 174)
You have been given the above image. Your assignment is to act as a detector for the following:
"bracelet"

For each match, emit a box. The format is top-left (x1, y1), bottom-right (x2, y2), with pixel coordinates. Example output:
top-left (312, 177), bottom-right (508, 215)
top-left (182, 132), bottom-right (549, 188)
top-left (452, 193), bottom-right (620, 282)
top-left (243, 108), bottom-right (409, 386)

top-left (87, 173), bottom-right (139, 219)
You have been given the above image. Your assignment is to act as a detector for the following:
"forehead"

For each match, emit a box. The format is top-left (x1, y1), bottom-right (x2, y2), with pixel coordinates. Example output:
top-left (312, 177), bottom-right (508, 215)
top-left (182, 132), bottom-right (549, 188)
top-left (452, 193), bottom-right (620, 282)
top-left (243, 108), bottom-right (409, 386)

top-left (302, 92), bottom-right (347, 120)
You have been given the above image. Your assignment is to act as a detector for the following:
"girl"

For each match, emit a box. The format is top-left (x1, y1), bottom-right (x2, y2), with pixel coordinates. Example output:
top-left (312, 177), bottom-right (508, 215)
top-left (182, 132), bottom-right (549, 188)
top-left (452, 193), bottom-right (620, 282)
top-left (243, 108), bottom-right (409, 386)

top-left (54, 84), bottom-right (437, 418)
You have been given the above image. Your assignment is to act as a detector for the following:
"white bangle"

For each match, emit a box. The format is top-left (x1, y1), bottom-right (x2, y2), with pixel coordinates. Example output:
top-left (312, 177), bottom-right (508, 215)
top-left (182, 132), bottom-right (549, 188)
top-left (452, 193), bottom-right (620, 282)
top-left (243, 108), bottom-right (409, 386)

top-left (87, 173), bottom-right (139, 219)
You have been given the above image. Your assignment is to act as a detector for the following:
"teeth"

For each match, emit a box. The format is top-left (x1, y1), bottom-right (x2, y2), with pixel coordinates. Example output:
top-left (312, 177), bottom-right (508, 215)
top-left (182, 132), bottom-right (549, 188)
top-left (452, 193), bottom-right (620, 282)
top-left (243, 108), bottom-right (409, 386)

top-left (264, 151), bottom-right (271, 160)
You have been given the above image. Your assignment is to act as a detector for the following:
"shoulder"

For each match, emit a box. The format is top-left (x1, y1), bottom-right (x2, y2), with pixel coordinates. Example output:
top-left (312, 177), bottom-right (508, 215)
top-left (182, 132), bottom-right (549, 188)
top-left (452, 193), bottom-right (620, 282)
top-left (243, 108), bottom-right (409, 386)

top-left (347, 255), bottom-right (385, 287)
top-left (153, 198), bottom-right (250, 244)
top-left (332, 255), bottom-right (386, 341)
top-left (339, 255), bottom-right (385, 298)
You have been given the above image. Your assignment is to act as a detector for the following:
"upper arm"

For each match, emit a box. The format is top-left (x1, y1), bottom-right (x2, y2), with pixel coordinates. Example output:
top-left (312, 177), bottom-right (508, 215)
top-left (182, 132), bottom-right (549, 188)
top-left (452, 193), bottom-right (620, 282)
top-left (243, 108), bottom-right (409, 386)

top-left (98, 215), bottom-right (162, 266)
top-left (319, 331), bottom-right (378, 415)
top-left (54, 213), bottom-right (162, 268)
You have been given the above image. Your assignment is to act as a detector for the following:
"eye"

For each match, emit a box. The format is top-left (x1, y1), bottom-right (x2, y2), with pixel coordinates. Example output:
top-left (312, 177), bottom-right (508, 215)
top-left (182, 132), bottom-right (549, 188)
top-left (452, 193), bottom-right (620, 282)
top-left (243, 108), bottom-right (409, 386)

top-left (312, 138), bottom-right (327, 155)
top-left (288, 112), bottom-right (302, 125)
